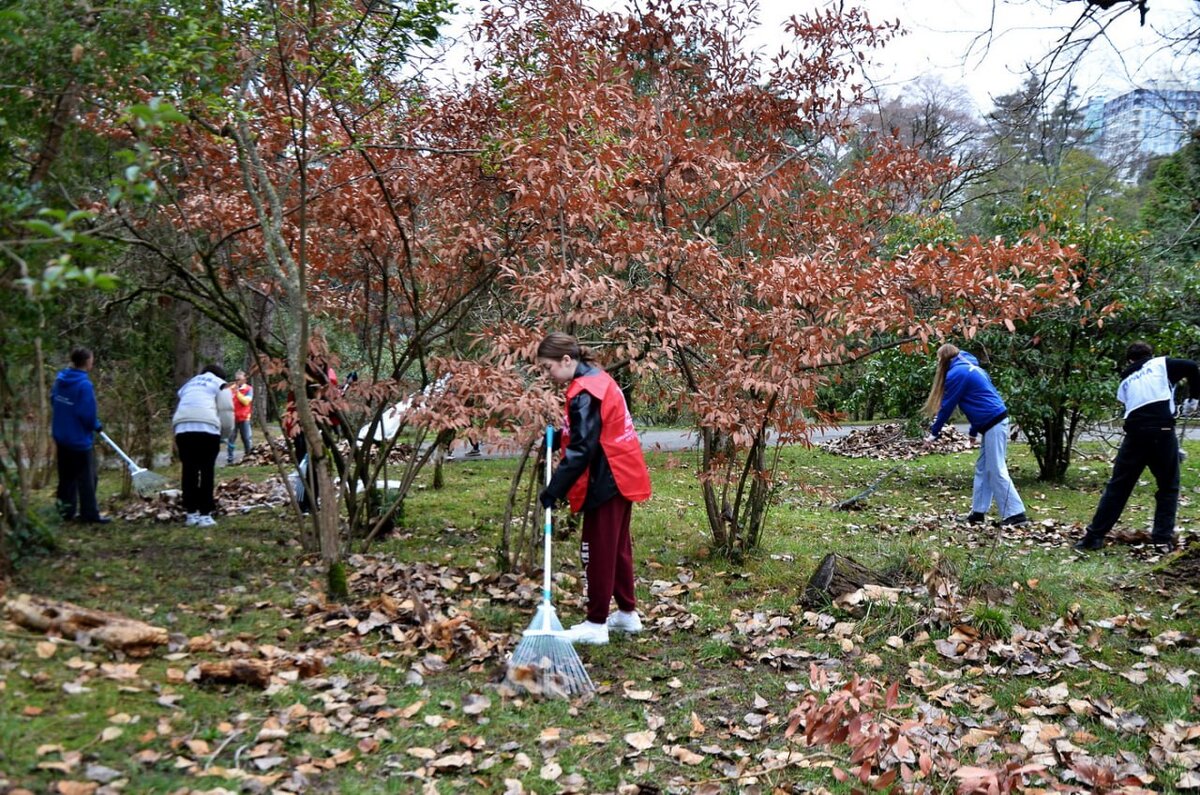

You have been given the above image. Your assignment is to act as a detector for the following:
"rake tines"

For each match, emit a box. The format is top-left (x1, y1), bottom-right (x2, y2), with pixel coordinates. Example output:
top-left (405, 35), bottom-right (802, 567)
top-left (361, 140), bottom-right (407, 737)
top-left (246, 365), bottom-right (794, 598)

top-left (507, 600), bottom-right (594, 698)
top-left (100, 431), bottom-right (170, 497)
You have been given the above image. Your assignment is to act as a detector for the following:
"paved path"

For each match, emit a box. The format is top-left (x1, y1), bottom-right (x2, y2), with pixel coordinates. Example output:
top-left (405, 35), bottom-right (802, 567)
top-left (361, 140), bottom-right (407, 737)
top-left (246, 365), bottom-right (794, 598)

top-left (214, 421), bottom-right (1200, 467)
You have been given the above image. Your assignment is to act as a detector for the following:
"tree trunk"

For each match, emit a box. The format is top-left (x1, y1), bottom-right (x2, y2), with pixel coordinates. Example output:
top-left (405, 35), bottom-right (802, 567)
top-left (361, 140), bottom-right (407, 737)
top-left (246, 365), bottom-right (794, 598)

top-left (29, 81), bottom-right (81, 186)
top-left (30, 335), bottom-right (54, 490)
top-left (197, 313), bottom-right (224, 370)
top-left (173, 300), bottom-right (195, 388)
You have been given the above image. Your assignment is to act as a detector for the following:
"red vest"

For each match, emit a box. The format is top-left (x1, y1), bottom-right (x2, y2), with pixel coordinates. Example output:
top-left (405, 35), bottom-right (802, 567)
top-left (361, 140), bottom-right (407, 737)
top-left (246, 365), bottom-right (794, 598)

top-left (563, 371), bottom-right (652, 512)
top-left (231, 384), bottom-right (253, 422)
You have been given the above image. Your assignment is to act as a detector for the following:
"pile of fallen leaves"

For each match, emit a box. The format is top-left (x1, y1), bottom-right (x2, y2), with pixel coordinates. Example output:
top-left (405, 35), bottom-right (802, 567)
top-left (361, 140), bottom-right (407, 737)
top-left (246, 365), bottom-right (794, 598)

top-left (237, 439), bottom-right (295, 467)
top-left (113, 476), bottom-right (291, 522)
top-left (822, 423), bottom-right (974, 459)
top-left (238, 438), bottom-right (416, 468)
top-left (290, 556), bottom-right (517, 680)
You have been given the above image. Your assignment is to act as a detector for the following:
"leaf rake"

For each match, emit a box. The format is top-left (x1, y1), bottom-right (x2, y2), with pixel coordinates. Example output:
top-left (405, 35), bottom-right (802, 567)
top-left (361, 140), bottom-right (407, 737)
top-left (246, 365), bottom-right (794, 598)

top-left (100, 431), bottom-right (170, 497)
top-left (506, 425), bottom-right (595, 698)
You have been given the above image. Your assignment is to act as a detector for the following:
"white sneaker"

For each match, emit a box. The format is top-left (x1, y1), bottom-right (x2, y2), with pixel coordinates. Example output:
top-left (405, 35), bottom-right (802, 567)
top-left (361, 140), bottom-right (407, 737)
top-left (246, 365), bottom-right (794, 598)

top-left (606, 610), bottom-right (643, 633)
top-left (558, 621), bottom-right (609, 645)
top-left (196, 514), bottom-right (217, 527)
top-left (185, 513), bottom-right (200, 526)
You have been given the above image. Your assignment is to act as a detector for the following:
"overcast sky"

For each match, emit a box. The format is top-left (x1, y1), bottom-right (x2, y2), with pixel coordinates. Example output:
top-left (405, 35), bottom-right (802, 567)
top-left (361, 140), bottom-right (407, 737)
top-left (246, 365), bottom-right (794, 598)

top-left (439, 0), bottom-right (1197, 114)
top-left (750, 0), bottom-right (1198, 112)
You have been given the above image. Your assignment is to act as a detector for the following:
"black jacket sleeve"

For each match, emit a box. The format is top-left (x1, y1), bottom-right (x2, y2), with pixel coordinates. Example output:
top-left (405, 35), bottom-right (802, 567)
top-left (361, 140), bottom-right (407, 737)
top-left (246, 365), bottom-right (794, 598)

top-left (544, 392), bottom-right (601, 502)
top-left (1167, 358), bottom-right (1200, 397)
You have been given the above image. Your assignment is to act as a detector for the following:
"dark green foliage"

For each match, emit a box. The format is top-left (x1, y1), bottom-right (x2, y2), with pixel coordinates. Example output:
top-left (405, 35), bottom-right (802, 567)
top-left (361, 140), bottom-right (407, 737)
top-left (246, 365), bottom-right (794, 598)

top-left (1141, 132), bottom-right (1200, 264)
top-left (982, 193), bottom-right (1142, 481)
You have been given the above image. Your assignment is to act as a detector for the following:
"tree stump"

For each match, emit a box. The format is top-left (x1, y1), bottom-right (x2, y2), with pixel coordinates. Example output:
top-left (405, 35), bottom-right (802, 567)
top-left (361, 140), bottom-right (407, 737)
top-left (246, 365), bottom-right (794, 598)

top-left (802, 553), bottom-right (893, 607)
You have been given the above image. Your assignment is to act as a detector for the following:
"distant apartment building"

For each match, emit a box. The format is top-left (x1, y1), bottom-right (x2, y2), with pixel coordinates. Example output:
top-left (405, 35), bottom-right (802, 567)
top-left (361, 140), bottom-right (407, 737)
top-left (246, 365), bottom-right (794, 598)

top-left (1085, 83), bottom-right (1200, 174)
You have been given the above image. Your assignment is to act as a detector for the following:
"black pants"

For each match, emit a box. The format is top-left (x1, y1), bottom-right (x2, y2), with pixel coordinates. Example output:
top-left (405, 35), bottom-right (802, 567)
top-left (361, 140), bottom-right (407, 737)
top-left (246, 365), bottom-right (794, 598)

top-left (1088, 426), bottom-right (1179, 538)
top-left (177, 431), bottom-right (220, 515)
top-left (56, 444), bottom-right (100, 521)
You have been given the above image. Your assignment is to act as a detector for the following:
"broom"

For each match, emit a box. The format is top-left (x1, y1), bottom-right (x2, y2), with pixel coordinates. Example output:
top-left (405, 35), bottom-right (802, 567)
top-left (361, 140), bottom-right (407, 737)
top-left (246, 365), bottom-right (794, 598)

top-left (99, 431), bottom-right (170, 497)
top-left (506, 425), bottom-right (595, 698)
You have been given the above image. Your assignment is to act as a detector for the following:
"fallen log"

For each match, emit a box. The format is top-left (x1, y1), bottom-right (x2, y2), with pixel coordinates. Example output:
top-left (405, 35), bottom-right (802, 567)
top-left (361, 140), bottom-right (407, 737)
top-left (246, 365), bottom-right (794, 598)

top-left (193, 659), bottom-right (273, 688)
top-left (3, 593), bottom-right (168, 656)
top-left (802, 553), bottom-right (894, 607)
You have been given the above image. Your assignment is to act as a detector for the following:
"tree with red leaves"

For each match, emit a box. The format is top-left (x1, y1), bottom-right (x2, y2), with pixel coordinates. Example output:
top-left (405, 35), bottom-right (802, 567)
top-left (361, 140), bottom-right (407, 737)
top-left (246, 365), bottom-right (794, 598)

top-left (450, 0), bottom-right (1082, 556)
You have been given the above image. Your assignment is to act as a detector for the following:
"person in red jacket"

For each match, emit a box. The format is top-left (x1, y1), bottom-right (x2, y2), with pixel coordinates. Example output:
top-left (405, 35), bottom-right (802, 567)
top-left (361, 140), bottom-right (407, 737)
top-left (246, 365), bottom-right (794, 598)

top-left (536, 332), bottom-right (651, 645)
top-left (226, 370), bottom-right (254, 464)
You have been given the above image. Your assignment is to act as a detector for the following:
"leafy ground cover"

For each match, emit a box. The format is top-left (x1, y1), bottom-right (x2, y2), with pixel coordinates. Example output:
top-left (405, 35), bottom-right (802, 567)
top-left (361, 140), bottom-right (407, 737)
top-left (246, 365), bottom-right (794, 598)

top-left (1, 440), bottom-right (1198, 794)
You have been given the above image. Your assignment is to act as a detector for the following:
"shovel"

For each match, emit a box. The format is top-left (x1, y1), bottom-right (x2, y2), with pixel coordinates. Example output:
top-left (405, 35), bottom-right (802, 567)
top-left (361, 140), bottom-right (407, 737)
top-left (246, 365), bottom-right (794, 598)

top-left (99, 431), bottom-right (169, 497)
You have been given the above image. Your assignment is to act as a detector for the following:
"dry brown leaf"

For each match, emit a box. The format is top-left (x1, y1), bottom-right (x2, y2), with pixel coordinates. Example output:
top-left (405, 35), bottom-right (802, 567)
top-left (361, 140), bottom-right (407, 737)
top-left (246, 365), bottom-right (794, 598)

top-left (1121, 670), bottom-right (1150, 685)
top-left (689, 712), bottom-right (706, 738)
top-left (186, 739), bottom-right (211, 755)
top-left (668, 745), bottom-right (705, 765)
top-left (54, 783), bottom-right (98, 795)
top-left (622, 681), bottom-right (655, 701)
top-left (36, 641), bottom-right (57, 659)
top-left (624, 730), bottom-right (656, 751)
top-left (430, 752), bottom-right (473, 769)
top-left (462, 692), bottom-right (491, 716)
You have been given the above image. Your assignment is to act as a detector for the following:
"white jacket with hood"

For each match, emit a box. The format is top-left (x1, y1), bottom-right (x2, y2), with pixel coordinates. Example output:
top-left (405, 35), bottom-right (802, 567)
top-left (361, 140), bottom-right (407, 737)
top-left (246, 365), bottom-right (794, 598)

top-left (172, 372), bottom-right (235, 437)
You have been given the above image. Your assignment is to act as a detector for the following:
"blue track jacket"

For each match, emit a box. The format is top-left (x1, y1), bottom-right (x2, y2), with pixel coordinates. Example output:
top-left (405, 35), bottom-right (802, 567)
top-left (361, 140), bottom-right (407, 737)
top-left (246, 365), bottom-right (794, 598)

top-left (930, 353), bottom-right (1007, 438)
top-left (51, 367), bottom-right (100, 450)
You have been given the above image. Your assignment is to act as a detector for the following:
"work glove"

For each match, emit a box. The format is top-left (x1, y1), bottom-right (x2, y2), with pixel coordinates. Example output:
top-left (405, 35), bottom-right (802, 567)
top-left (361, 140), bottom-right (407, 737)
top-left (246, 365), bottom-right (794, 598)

top-left (538, 489), bottom-right (557, 509)
top-left (1183, 398), bottom-right (1199, 416)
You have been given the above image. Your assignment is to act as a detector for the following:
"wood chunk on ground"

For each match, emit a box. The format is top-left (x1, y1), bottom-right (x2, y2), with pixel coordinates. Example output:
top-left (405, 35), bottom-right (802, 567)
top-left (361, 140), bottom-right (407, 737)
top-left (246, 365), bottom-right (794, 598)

top-left (3, 593), bottom-right (168, 656)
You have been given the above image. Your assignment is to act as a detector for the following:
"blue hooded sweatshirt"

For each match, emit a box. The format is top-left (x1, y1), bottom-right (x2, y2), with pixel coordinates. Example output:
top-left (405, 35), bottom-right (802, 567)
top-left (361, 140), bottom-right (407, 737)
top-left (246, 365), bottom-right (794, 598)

top-left (51, 367), bottom-right (100, 450)
top-left (930, 352), bottom-right (1008, 438)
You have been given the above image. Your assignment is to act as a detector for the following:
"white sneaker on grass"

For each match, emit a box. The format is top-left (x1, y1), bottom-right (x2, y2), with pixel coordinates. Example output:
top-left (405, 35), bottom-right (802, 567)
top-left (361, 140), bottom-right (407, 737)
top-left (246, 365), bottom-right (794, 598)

top-left (196, 514), bottom-right (217, 527)
top-left (185, 513), bottom-right (200, 526)
top-left (558, 621), bottom-right (609, 645)
top-left (606, 610), bottom-right (643, 633)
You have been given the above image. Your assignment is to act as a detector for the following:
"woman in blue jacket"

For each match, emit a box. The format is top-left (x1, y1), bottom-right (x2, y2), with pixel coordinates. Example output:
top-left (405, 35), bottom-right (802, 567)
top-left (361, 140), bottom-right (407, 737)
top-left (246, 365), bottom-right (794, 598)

top-left (923, 343), bottom-right (1028, 527)
top-left (51, 347), bottom-right (108, 524)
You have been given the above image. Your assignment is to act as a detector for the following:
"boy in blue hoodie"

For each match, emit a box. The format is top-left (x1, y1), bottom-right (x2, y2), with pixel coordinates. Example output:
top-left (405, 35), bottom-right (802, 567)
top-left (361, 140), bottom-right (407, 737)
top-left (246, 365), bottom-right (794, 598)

top-left (923, 344), bottom-right (1028, 527)
top-left (51, 348), bottom-right (109, 524)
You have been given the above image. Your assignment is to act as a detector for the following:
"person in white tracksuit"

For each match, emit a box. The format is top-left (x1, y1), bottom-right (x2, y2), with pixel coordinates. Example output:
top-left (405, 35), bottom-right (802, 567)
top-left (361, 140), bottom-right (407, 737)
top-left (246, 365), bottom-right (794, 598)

top-left (1074, 342), bottom-right (1200, 552)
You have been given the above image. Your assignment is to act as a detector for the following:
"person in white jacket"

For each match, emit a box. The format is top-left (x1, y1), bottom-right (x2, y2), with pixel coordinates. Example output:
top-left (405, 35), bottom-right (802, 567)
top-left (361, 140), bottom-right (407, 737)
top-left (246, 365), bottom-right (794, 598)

top-left (173, 364), bottom-right (234, 527)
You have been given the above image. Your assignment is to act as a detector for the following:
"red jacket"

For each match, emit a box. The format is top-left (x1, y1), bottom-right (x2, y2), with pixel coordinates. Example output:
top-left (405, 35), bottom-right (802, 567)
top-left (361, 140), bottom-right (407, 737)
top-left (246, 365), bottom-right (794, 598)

top-left (231, 384), bottom-right (253, 422)
top-left (563, 370), bottom-right (651, 513)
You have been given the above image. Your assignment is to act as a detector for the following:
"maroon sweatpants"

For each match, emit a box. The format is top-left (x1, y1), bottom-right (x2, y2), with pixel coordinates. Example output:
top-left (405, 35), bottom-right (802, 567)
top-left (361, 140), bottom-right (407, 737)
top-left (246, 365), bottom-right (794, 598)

top-left (581, 495), bottom-right (636, 624)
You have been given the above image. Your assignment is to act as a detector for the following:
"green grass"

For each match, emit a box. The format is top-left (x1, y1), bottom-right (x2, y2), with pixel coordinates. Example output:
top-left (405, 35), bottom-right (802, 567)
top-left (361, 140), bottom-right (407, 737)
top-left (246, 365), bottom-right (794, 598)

top-left (2, 440), bottom-right (1198, 793)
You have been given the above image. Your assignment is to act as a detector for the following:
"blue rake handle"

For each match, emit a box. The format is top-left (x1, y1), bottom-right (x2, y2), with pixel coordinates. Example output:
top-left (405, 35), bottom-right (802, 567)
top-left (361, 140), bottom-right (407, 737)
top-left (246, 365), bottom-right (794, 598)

top-left (541, 425), bottom-right (554, 608)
